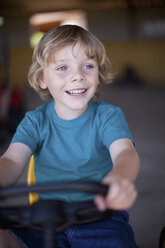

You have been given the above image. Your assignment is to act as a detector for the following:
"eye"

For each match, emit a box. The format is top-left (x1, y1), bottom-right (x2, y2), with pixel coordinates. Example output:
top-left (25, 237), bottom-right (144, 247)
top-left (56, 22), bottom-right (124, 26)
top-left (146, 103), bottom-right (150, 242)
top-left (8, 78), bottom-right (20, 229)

top-left (57, 65), bottom-right (67, 71)
top-left (84, 64), bottom-right (94, 69)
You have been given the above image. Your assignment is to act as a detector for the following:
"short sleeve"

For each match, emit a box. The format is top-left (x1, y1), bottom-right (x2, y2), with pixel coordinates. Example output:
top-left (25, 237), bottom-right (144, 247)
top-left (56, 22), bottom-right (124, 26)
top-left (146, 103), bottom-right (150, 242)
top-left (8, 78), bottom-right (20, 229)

top-left (10, 112), bottom-right (40, 153)
top-left (100, 106), bottom-right (134, 149)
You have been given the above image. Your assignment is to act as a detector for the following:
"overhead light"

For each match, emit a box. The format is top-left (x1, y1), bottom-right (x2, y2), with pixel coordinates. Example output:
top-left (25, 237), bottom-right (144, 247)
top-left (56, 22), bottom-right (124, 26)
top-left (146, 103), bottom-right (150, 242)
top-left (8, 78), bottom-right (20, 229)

top-left (29, 10), bottom-right (87, 32)
top-left (29, 10), bottom-right (87, 48)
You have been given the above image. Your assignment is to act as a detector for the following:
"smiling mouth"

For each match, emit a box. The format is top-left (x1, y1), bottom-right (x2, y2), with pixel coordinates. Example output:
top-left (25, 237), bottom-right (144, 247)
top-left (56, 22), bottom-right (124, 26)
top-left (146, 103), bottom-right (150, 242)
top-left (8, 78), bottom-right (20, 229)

top-left (66, 88), bottom-right (87, 96)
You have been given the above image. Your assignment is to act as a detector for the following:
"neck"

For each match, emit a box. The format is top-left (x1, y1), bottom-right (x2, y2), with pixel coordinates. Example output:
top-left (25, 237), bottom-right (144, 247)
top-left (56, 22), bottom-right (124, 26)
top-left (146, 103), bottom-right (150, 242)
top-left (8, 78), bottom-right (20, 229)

top-left (54, 103), bottom-right (88, 120)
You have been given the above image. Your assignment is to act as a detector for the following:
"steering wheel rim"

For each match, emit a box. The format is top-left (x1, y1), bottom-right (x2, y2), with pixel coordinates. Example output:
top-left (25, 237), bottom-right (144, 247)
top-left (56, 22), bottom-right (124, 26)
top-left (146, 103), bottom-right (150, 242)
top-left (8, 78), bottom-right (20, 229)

top-left (0, 181), bottom-right (109, 200)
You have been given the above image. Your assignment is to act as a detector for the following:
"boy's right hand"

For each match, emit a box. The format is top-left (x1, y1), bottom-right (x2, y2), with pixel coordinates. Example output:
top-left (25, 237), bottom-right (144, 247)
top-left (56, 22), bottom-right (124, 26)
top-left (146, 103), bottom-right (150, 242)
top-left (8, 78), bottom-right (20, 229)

top-left (94, 174), bottom-right (138, 211)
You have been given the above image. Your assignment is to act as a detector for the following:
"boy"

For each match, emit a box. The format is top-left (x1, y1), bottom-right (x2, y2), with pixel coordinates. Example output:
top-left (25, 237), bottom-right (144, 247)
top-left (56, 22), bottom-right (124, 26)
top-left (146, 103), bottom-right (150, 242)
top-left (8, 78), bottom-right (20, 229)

top-left (0, 25), bottom-right (140, 247)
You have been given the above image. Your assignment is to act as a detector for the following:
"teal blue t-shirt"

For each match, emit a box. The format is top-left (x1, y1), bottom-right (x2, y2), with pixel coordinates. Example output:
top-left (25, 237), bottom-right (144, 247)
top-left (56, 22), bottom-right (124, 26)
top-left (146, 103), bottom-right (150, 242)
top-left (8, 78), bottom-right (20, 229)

top-left (11, 100), bottom-right (133, 202)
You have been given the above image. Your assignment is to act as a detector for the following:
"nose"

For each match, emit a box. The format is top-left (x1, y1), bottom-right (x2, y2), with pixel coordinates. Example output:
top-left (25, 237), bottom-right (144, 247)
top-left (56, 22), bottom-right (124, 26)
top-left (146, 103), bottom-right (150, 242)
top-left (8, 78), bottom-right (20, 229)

top-left (71, 67), bottom-right (84, 83)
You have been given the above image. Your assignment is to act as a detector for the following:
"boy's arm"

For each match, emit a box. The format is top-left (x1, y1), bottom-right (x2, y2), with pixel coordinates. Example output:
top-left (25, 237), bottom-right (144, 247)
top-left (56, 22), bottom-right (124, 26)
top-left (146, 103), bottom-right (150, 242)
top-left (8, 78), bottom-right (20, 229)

top-left (0, 143), bottom-right (32, 187)
top-left (95, 138), bottom-right (140, 211)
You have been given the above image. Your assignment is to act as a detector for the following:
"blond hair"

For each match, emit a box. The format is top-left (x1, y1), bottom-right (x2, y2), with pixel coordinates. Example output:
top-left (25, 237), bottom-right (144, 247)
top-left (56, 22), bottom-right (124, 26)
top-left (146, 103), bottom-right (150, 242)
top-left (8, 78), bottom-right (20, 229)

top-left (28, 25), bottom-right (113, 100)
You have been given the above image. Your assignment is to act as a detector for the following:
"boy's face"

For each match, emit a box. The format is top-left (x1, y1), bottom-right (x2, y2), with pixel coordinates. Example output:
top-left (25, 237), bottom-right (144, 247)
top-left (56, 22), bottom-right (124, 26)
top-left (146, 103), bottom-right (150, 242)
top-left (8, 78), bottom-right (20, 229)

top-left (39, 42), bottom-right (99, 119)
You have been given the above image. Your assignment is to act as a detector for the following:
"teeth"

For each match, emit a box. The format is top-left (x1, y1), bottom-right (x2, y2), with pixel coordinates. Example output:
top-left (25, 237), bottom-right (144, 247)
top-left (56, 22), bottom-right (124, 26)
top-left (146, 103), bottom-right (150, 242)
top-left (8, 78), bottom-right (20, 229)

top-left (67, 89), bottom-right (86, 94)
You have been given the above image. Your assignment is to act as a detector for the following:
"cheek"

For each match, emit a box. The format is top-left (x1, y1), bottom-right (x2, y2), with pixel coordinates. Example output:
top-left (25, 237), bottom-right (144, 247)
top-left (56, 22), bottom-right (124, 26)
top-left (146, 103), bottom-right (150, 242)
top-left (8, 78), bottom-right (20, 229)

top-left (88, 70), bottom-right (99, 83)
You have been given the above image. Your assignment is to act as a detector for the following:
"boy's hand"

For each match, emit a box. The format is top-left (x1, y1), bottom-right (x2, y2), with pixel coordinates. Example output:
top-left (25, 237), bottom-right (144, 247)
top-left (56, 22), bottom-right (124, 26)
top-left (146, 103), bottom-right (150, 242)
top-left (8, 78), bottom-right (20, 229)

top-left (94, 174), bottom-right (138, 211)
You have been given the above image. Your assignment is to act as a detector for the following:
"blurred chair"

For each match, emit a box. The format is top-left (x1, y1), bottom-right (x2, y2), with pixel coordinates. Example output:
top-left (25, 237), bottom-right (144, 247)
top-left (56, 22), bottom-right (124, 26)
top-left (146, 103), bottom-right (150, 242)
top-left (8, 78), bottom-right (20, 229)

top-left (27, 155), bottom-right (38, 205)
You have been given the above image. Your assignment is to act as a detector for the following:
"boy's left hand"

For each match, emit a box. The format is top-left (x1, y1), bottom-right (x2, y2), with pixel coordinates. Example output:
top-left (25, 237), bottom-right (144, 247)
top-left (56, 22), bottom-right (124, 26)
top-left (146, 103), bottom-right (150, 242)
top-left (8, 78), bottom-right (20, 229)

top-left (94, 174), bottom-right (138, 211)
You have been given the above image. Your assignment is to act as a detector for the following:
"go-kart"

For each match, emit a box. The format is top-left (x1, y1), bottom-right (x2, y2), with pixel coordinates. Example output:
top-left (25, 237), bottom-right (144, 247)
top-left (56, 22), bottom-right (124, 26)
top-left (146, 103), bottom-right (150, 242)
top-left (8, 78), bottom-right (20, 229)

top-left (0, 181), bottom-right (116, 248)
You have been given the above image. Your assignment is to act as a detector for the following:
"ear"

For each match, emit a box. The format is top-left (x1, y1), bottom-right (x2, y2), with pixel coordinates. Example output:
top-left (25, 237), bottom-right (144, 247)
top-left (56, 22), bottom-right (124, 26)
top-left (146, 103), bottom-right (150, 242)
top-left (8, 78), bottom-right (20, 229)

top-left (38, 73), bottom-right (47, 89)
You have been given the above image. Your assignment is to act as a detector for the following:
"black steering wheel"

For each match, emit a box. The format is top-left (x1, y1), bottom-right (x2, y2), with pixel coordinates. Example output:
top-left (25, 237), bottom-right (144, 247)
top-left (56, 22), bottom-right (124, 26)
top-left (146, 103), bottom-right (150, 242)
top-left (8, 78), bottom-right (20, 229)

top-left (0, 181), bottom-right (116, 248)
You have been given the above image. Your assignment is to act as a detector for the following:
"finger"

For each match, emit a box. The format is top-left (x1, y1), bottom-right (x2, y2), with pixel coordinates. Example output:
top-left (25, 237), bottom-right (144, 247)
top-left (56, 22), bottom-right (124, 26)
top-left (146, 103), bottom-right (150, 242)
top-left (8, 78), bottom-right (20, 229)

top-left (106, 181), bottom-right (121, 202)
top-left (94, 195), bottom-right (107, 212)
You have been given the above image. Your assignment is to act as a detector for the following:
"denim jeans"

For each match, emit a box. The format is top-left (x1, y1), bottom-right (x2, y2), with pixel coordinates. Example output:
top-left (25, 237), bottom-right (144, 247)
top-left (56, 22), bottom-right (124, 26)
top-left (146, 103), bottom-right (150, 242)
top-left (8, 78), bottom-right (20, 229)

top-left (11, 211), bottom-right (139, 248)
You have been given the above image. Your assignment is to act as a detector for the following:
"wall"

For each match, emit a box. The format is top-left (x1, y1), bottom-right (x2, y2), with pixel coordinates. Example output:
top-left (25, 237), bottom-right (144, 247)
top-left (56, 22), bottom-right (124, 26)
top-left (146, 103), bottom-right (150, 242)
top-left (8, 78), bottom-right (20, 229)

top-left (105, 41), bottom-right (165, 86)
top-left (9, 47), bottom-right (32, 87)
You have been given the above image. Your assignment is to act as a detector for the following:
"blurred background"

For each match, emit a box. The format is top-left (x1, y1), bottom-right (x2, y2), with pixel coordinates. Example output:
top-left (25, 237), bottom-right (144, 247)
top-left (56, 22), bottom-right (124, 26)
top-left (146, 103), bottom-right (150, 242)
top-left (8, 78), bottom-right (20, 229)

top-left (0, 0), bottom-right (165, 247)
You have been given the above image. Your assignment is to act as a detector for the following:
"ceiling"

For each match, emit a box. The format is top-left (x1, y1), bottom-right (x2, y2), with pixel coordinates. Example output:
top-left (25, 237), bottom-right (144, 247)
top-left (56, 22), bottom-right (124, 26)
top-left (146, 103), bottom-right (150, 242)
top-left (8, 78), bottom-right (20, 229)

top-left (1, 0), bottom-right (165, 18)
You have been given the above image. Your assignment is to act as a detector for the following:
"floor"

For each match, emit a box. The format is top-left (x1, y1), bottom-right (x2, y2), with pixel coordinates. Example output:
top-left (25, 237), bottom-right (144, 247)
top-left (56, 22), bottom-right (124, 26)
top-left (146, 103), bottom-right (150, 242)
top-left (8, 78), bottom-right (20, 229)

top-left (0, 84), bottom-right (165, 248)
